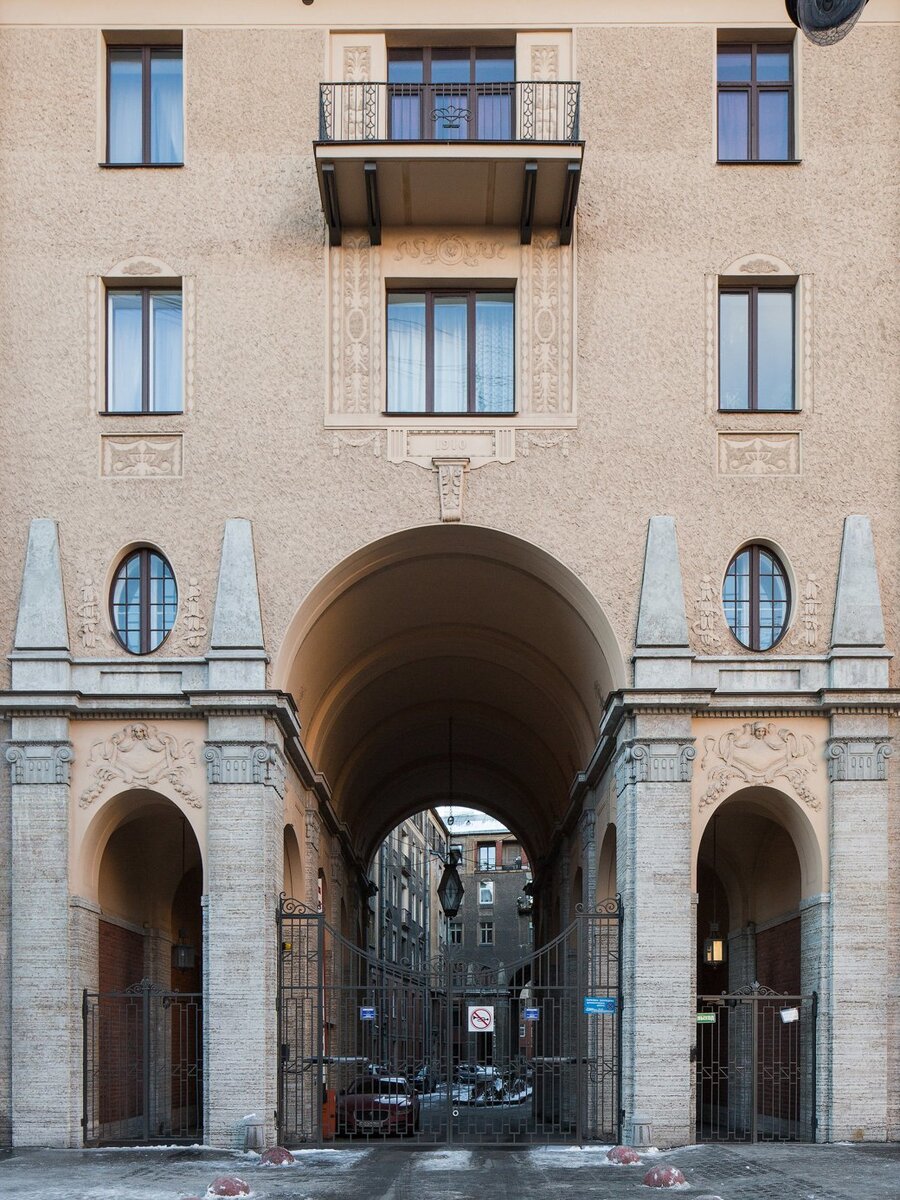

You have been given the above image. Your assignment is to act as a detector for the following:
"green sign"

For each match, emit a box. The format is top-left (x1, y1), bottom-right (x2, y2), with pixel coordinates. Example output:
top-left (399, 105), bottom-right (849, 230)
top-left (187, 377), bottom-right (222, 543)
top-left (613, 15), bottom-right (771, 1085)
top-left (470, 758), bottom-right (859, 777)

top-left (696, 1012), bottom-right (716, 1024)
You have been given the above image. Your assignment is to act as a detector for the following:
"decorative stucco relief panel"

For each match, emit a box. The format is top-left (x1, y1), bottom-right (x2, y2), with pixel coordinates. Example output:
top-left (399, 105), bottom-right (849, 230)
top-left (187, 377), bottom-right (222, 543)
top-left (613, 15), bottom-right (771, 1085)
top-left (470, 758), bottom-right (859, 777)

top-left (101, 434), bottom-right (184, 478)
top-left (76, 721), bottom-right (203, 809)
top-left (330, 235), bottom-right (382, 417)
top-left (695, 719), bottom-right (824, 812)
top-left (717, 433), bottom-right (801, 477)
top-left (520, 233), bottom-right (573, 416)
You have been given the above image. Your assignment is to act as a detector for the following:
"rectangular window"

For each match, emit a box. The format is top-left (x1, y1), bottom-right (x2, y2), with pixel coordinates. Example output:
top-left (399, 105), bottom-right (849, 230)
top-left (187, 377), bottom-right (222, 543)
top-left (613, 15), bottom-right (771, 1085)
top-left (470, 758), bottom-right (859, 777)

top-left (502, 842), bottom-right (523, 868)
top-left (450, 844), bottom-right (464, 866)
top-left (477, 843), bottom-right (497, 871)
top-left (108, 46), bottom-right (183, 165)
top-left (478, 880), bottom-right (494, 905)
top-left (479, 921), bottom-right (494, 945)
top-left (449, 920), bottom-right (463, 945)
top-left (387, 47), bottom-right (515, 141)
top-left (386, 290), bottom-right (514, 415)
top-left (719, 286), bottom-right (794, 411)
top-left (717, 43), bottom-right (793, 162)
top-left (107, 288), bottom-right (183, 413)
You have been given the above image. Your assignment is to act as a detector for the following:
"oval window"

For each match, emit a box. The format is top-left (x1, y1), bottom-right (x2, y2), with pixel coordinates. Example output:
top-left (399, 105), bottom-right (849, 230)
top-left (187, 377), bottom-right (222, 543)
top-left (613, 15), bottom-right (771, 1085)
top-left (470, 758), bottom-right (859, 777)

top-left (722, 545), bottom-right (790, 650)
top-left (110, 548), bottom-right (177, 654)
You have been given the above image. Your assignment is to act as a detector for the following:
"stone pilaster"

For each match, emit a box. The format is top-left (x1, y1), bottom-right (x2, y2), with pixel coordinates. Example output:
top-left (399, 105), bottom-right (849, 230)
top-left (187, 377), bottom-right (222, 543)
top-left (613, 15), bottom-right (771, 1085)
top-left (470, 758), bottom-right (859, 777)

top-left (69, 896), bottom-right (100, 1145)
top-left (6, 721), bottom-right (76, 1146)
top-left (825, 717), bottom-right (891, 1141)
top-left (204, 719), bottom-right (285, 1148)
top-left (616, 716), bottom-right (696, 1148)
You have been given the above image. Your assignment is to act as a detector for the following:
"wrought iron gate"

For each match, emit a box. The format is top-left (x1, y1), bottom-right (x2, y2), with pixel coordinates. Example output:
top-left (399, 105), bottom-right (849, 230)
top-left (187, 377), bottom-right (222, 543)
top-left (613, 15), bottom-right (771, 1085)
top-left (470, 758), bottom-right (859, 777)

top-left (82, 979), bottom-right (203, 1145)
top-left (695, 984), bottom-right (817, 1143)
top-left (277, 896), bottom-right (621, 1147)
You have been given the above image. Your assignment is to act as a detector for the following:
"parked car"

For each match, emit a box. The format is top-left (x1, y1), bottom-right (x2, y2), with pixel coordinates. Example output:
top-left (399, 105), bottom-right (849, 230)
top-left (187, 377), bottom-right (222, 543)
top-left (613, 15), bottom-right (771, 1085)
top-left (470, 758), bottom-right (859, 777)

top-left (335, 1076), bottom-right (419, 1136)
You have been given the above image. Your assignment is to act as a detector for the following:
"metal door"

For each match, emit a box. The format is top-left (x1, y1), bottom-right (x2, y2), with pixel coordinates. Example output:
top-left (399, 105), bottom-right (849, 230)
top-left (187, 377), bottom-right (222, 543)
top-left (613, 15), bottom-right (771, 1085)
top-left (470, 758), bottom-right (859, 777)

top-left (277, 895), bottom-right (621, 1147)
top-left (695, 983), bottom-right (817, 1142)
top-left (82, 979), bottom-right (203, 1145)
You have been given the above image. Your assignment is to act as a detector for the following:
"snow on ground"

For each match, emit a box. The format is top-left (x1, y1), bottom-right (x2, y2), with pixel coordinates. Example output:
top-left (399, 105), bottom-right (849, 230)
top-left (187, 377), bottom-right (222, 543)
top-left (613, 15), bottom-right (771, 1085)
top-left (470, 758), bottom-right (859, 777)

top-left (415, 1150), bottom-right (473, 1171)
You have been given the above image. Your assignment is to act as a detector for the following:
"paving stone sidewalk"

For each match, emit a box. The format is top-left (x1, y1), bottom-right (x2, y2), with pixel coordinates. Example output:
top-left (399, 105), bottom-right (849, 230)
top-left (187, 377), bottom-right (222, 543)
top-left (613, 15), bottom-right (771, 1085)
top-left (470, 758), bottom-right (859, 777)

top-left (0, 1141), bottom-right (897, 1200)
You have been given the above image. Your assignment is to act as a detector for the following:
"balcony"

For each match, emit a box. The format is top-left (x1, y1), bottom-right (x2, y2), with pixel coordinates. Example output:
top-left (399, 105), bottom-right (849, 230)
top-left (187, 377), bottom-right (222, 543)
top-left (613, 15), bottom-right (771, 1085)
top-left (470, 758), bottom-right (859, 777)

top-left (315, 81), bottom-right (583, 247)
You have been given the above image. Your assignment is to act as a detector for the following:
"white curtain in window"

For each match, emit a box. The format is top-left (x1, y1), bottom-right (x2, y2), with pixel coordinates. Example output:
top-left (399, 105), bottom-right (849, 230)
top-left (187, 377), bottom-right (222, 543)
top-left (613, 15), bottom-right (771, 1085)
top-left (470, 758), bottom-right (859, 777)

top-left (475, 293), bottom-right (514, 412)
top-left (434, 296), bottom-right (468, 412)
top-left (150, 54), bottom-right (183, 163)
top-left (108, 291), bottom-right (143, 411)
top-left (108, 53), bottom-right (142, 162)
top-left (151, 291), bottom-right (183, 412)
top-left (387, 295), bottom-right (426, 411)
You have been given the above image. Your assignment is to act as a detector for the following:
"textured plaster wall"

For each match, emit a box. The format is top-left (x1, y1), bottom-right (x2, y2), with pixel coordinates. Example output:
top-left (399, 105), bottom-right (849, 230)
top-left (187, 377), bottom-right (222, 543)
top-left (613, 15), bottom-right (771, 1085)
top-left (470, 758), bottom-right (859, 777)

top-left (0, 17), bottom-right (897, 691)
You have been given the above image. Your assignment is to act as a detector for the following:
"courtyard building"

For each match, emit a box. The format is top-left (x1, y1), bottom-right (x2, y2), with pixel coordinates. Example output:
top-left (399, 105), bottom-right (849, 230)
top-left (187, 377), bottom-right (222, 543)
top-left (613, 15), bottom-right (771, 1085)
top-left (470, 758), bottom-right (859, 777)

top-left (0, 0), bottom-right (897, 1153)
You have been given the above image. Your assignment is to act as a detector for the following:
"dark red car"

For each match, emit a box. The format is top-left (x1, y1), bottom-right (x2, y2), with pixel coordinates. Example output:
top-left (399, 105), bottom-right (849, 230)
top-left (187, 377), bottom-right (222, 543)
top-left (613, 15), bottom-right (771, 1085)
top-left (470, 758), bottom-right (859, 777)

top-left (336, 1075), bottom-right (420, 1136)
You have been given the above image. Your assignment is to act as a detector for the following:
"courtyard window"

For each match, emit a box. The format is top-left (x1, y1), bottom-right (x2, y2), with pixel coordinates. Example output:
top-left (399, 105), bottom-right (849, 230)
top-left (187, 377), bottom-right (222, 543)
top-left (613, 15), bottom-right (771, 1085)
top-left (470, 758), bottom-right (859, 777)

top-left (478, 880), bottom-right (494, 905)
top-left (717, 42), bottom-right (793, 162)
top-left (449, 920), bottom-right (463, 945)
top-left (386, 290), bottom-right (514, 414)
top-left (719, 286), bottom-right (794, 411)
top-left (110, 548), bottom-right (177, 654)
top-left (107, 46), bottom-right (183, 165)
top-left (388, 47), bottom-right (515, 141)
top-left (479, 921), bottom-right (494, 945)
top-left (107, 288), bottom-right (183, 413)
top-left (477, 842), bottom-right (497, 870)
top-left (722, 545), bottom-right (790, 651)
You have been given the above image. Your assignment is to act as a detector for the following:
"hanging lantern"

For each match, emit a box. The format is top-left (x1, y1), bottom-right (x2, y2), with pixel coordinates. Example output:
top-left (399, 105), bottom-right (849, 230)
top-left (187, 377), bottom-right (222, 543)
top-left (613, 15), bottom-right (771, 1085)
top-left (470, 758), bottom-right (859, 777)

top-left (703, 922), bottom-right (726, 967)
top-left (172, 927), bottom-right (196, 971)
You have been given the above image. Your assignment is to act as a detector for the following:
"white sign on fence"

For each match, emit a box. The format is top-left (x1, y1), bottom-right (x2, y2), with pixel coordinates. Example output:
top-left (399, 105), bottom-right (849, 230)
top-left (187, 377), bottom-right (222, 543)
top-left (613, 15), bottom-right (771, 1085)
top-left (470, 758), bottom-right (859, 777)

top-left (467, 1005), bottom-right (495, 1033)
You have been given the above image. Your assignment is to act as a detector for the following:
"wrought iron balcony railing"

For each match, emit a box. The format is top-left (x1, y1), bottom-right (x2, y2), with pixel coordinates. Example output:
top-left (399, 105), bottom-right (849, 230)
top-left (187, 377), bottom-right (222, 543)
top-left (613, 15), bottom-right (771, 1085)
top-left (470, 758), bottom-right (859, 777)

top-left (318, 80), bottom-right (581, 145)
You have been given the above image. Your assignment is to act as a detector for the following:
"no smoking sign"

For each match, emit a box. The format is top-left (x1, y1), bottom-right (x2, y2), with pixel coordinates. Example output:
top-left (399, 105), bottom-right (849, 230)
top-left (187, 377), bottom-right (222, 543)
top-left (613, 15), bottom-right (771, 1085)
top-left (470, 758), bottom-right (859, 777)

top-left (467, 1005), bottom-right (495, 1033)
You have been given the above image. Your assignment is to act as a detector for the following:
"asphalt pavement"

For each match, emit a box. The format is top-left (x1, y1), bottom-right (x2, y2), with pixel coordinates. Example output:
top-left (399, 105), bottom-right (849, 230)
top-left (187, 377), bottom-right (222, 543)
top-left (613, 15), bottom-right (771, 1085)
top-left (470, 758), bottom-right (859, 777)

top-left (1, 1141), bottom-right (899, 1200)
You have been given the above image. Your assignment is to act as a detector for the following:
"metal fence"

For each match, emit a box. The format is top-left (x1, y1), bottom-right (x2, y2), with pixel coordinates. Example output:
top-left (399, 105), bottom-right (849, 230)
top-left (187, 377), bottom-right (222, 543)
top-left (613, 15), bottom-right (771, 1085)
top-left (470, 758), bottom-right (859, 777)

top-left (318, 81), bottom-right (581, 144)
top-left (695, 984), bottom-right (817, 1143)
top-left (277, 895), bottom-right (621, 1147)
top-left (82, 980), bottom-right (203, 1146)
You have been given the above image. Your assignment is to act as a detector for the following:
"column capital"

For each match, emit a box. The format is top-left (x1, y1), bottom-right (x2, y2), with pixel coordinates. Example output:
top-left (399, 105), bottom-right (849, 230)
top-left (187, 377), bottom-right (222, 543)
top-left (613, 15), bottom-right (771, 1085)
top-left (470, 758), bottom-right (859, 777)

top-left (204, 742), bottom-right (285, 795)
top-left (6, 742), bottom-right (74, 786)
top-left (826, 737), bottom-right (892, 783)
top-left (615, 738), bottom-right (696, 794)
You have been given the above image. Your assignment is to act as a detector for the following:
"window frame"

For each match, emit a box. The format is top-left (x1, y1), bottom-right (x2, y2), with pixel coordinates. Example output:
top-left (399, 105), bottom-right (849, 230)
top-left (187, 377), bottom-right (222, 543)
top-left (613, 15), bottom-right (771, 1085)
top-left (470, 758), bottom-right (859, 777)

top-left (449, 920), bottom-right (463, 945)
top-left (722, 543), bottom-right (792, 652)
top-left (105, 44), bottom-right (184, 167)
top-left (105, 285), bottom-right (184, 414)
top-left (716, 41), bottom-right (795, 164)
top-left (478, 920), bottom-right (494, 945)
top-left (718, 284), bottom-right (795, 412)
top-left (109, 546), bottom-right (178, 656)
top-left (387, 47), bottom-right (516, 142)
top-left (476, 842), bottom-right (497, 871)
top-left (385, 288), bottom-right (516, 416)
top-left (478, 880), bottom-right (494, 905)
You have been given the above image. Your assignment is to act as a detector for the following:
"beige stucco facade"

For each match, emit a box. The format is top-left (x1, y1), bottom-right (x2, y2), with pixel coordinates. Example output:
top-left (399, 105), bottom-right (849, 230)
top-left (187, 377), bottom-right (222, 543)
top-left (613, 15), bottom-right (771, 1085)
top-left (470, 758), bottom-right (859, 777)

top-left (0, 0), bottom-right (898, 1154)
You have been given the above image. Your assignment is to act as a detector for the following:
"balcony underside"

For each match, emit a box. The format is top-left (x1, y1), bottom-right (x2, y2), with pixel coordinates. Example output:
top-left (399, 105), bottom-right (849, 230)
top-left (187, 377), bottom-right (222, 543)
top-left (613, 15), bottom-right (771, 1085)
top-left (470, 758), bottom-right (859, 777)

top-left (314, 143), bottom-right (583, 247)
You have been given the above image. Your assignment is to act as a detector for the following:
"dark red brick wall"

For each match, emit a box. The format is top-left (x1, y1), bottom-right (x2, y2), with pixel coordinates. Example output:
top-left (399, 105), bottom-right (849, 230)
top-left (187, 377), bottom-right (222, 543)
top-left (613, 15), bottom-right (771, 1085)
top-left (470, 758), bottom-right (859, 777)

top-left (99, 920), bottom-right (144, 994)
top-left (755, 916), bottom-right (801, 994)
top-left (98, 921), bottom-right (145, 1127)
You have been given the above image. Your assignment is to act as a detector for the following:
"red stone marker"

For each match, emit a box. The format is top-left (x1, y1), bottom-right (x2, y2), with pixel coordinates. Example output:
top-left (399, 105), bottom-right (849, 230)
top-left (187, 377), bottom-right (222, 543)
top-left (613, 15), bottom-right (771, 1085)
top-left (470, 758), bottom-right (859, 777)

top-left (259, 1146), bottom-right (295, 1166)
top-left (642, 1164), bottom-right (687, 1188)
top-left (207, 1176), bottom-right (251, 1197)
top-left (607, 1145), bottom-right (642, 1164)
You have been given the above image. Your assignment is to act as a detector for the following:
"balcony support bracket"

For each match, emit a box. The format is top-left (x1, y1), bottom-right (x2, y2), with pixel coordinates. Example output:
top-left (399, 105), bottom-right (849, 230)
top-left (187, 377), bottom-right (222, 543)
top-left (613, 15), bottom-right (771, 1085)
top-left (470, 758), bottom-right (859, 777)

top-left (520, 161), bottom-right (538, 246)
top-left (558, 161), bottom-right (581, 247)
top-left (364, 161), bottom-right (382, 247)
top-left (321, 162), bottom-right (342, 247)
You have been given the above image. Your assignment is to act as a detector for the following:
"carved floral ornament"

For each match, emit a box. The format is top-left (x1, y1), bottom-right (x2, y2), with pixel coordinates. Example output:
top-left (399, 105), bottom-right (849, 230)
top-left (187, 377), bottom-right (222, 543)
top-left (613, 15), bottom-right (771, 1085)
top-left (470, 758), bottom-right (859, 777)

top-left (80, 722), bottom-right (201, 809)
top-left (698, 721), bottom-right (819, 811)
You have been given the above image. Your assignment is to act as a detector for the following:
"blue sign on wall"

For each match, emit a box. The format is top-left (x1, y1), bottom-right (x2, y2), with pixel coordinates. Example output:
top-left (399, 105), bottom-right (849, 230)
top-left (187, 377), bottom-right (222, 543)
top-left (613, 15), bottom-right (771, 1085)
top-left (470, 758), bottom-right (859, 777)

top-left (523, 1007), bottom-right (540, 1021)
top-left (583, 996), bottom-right (617, 1015)
top-left (360, 1006), bottom-right (376, 1021)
